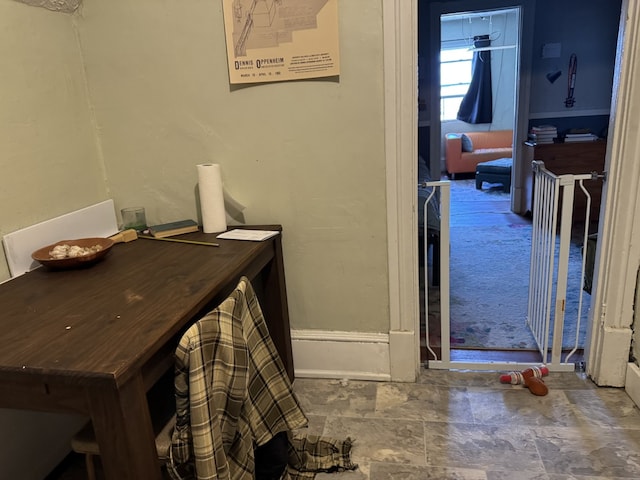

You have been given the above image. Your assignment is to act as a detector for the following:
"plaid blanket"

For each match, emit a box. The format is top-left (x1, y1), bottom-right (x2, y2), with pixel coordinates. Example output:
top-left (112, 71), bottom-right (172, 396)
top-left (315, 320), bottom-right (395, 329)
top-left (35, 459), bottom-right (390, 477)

top-left (167, 277), bottom-right (357, 480)
top-left (287, 434), bottom-right (357, 479)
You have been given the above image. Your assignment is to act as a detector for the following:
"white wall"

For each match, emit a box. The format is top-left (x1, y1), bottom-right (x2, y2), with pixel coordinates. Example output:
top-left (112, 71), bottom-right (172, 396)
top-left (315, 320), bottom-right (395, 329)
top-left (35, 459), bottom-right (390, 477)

top-left (0, 3), bottom-right (104, 477)
top-left (0, 1), bottom-right (109, 280)
top-left (0, 1), bottom-right (390, 475)
top-left (1, 0), bottom-right (389, 332)
top-left (66, 0), bottom-right (390, 335)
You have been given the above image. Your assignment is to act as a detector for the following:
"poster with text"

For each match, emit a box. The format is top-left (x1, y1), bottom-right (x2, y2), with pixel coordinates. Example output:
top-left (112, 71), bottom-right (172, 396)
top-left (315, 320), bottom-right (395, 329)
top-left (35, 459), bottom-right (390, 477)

top-left (222, 0), bottom-right (340, 84)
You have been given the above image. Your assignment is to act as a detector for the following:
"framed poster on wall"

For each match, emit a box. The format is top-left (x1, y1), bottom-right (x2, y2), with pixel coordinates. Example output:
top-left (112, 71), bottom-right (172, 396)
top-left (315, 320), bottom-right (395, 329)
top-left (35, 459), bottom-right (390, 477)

top-left (221, 0), bottom-right (340, 84)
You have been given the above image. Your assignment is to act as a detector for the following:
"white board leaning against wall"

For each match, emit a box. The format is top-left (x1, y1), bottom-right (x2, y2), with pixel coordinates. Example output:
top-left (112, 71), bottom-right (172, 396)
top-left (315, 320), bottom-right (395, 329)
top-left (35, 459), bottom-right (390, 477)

top-left (2, 199), bottom-right (119, 278)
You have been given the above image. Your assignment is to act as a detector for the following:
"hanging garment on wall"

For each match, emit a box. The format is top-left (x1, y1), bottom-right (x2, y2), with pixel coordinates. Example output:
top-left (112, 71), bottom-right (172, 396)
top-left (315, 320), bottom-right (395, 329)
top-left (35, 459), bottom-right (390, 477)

top-left (457, 35), bottom-right (493, 124)
top-left (565, 53), bottom-right (578, 108)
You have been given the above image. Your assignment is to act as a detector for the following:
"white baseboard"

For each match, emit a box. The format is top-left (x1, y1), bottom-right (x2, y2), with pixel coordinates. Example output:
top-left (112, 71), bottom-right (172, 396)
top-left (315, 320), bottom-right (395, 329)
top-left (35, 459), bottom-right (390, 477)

top-left (291, 330), bottom-right (391, 381)
top-left (625, 362), bottom-right (640, 407)
top-left (389, 329), bottom-right (420, 382)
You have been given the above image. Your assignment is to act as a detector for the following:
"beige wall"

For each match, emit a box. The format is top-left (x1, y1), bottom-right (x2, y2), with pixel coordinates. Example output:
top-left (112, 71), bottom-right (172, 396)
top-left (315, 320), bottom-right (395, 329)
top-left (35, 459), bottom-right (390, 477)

top-left (0, 0), bottom-right (390, 333)
top-left (0, 1), bottom-right (109, 280)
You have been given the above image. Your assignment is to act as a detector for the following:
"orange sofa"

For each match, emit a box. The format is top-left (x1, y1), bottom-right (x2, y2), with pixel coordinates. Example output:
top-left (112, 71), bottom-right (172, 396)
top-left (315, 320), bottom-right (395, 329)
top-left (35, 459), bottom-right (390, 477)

top-left (445, 130), bottom-right (513, 178)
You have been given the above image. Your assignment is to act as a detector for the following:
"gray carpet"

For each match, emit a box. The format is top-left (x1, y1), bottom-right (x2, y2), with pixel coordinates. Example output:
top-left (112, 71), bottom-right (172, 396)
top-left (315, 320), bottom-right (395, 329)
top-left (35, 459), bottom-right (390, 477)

top-left (430, 178), bottom-right (589, 350)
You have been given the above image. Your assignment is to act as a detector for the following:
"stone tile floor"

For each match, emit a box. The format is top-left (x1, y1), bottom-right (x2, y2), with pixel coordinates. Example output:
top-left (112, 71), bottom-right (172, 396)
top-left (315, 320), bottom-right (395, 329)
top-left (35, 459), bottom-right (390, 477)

top-left (48, 368), bottom-right (640, 480)
top-left (299, 369), bottom-right (640, 480)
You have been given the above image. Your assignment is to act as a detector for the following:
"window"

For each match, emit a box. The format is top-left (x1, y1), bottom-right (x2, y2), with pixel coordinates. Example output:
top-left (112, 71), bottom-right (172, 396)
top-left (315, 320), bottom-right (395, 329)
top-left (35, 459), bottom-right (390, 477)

top-left (440, 48), bottom-right (473, 121)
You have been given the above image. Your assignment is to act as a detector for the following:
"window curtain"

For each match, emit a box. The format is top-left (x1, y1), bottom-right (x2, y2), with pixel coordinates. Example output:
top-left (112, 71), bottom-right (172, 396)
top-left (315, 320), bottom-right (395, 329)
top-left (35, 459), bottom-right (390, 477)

top-left (457, 35), bottom-right (493, 124)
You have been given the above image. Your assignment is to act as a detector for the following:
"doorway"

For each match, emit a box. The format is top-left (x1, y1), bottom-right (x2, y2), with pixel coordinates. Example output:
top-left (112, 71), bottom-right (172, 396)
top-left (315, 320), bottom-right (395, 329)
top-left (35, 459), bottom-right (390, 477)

top-left (385, 0), bottom-right (640, 386)
top-left (421, 2), bottom-right (535, 365)
top-left (418, 0), bottom-right (621, 368)
top-left (442, 9), bottom-right (529, 359)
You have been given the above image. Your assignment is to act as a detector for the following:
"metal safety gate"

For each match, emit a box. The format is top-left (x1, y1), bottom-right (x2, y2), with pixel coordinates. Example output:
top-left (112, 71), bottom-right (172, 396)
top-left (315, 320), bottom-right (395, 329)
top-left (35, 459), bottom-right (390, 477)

top-left (527, 161), bottom-right (594, 370)
top-left (421, 180), bottom-right (451, 369)
top-left (422, 162), bottom-right (598, 371)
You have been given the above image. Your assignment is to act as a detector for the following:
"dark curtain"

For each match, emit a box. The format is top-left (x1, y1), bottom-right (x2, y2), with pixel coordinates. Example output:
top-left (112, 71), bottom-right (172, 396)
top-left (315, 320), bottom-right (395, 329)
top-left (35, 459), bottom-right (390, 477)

top-left (457, 35), bottom-right (493, 124)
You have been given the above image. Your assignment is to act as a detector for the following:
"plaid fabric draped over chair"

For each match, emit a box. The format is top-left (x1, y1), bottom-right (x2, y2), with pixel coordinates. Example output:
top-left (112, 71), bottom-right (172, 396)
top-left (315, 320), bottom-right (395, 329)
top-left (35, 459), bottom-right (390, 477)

top-left (167, 276), bottom-right (357, 480)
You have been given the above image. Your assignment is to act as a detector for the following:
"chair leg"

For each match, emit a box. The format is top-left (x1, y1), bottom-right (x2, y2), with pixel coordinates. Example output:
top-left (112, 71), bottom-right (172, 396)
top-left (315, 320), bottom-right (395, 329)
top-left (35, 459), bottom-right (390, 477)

top-left (85, 454), bottom-right (97, 480)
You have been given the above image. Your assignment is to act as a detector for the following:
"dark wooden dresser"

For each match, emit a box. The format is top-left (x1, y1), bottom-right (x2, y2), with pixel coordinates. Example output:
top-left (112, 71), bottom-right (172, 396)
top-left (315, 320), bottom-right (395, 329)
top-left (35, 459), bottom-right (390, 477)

top-left (523, 140), bottom-right (607, 224)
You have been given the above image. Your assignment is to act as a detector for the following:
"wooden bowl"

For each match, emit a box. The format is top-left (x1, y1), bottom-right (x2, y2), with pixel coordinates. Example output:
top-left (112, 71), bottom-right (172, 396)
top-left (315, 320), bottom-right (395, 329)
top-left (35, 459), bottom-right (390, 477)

top-left (31, 237), bottom-right (114, 270)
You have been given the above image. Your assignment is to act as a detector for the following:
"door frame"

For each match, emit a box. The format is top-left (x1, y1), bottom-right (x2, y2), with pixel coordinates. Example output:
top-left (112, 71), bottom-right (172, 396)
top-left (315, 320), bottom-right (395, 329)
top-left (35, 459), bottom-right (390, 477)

top-left (384, 0), bottom-right (639, 386)
top-left (383, 0), bottom-right (421, 382)
top-left (584, 0), bottom-right (640, 387)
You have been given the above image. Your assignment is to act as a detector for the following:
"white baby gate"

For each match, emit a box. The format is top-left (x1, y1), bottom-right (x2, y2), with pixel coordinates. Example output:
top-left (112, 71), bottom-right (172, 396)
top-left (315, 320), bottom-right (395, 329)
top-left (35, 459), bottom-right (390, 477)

top-left (423, 163), bottom-right (596, 371)
top-left (527, 161), bottom-right (594, 370)
top-left (421, 181), bottom-right (451, 369)
top-left (423, 180), bottom-right (525, 371)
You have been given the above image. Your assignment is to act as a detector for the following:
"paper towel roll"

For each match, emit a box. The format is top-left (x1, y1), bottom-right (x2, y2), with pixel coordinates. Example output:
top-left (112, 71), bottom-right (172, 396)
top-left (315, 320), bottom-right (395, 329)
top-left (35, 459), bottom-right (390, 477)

top-left (197, 163), bottom-right (227, 233)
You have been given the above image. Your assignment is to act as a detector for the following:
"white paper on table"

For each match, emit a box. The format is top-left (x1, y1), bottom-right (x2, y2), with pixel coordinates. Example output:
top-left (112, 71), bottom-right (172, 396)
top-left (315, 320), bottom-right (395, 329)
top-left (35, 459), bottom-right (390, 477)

top-left (216, 229), bottom-right (280, 241)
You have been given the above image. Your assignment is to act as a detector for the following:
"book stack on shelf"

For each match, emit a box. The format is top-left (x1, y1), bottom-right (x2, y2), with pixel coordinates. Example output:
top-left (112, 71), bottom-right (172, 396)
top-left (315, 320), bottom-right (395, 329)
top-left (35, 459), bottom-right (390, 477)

top-left (564, 132), bottom-right (599, 142)
top-left (148, 219), bottom-right (199, 238)
top-left (528, 125), bottom-right (557, 144)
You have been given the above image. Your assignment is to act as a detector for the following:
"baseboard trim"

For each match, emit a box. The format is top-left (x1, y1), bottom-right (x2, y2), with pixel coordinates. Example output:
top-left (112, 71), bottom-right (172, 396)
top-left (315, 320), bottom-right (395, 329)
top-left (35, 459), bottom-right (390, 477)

top-left (291, 330), bottom-right (391, 381)
top-left (625, 362), bottom-right (640, 407)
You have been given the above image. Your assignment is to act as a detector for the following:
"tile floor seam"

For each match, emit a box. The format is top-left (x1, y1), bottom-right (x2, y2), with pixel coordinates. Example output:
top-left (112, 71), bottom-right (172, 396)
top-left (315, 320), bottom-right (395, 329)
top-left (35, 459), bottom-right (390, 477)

top-left (49, 370), bottom-right (640, 480)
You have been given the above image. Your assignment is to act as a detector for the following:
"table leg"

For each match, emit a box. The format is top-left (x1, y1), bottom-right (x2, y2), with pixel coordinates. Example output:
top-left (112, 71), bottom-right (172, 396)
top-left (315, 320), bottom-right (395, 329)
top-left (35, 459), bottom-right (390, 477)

top-left (261, 234), bottom-right (294, 381)
top-left (86, 374), bottom-right (162, 480)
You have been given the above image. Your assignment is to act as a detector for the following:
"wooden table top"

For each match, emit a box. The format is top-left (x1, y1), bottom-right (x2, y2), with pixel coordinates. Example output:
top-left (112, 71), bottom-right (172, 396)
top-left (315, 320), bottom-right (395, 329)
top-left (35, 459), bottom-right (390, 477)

top-left (0, 228), bottom-right (281, 388)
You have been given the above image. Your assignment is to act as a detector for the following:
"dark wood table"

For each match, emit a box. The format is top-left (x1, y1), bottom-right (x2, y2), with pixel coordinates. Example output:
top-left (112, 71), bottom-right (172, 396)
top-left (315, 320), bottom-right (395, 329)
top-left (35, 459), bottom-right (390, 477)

top-left (0, 226), bottom-right (293, 479)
